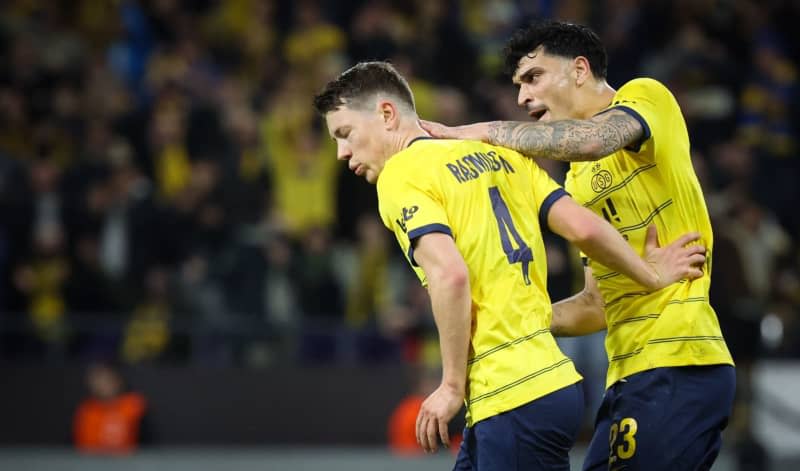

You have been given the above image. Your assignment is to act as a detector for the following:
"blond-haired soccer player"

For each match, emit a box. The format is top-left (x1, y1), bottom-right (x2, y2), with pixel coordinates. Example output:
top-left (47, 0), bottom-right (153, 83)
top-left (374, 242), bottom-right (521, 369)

top-left (422, 20), bottom-right (735, 471)
top-left (314, 61), bottom-right (706, 470)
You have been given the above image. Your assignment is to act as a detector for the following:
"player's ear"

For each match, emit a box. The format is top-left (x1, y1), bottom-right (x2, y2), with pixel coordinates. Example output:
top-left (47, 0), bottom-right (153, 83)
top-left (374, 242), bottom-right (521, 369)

top-left (574, 56), bottom-right (591, 86)
top-left (378, 100), bottom-right (399, 130)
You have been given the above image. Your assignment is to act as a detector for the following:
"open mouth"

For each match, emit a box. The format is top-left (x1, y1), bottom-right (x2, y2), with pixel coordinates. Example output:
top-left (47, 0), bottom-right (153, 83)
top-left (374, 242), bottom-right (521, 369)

top-left (528, 107), bottom-right (548, 121)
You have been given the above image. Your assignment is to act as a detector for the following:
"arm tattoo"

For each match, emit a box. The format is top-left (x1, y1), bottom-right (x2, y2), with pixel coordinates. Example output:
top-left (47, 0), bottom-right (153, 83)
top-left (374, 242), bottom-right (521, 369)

top-left (486, 109), bottom-right (644, 162)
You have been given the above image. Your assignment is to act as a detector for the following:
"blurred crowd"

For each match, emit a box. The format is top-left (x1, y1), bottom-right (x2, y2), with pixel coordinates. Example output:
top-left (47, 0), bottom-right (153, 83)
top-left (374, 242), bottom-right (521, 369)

top-left (0, 0), bottom-right (798, 374)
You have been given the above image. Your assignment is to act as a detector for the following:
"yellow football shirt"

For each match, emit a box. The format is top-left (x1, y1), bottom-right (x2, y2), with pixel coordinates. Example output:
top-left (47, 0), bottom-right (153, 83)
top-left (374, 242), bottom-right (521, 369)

top-left (564, 78), bottom-right (734, 388)
top-left (262, 112), bottom-right (339, 236)
top-left (378, 137), bottom-right (582, 426)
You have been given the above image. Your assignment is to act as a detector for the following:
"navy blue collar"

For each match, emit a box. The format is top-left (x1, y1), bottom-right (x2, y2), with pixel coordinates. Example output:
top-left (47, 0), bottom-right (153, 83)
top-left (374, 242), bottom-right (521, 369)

top-left (407, 136), bottom-right (435, 148)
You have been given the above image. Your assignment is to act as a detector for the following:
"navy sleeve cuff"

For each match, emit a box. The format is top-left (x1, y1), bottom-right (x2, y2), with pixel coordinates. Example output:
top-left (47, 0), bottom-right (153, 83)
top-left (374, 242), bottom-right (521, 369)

top-left (539, 188), bottom-right (569, 229)
top-left (407, 223), bottom-right (453, 266)
top-left (613, 105), bottom-right (651, 152)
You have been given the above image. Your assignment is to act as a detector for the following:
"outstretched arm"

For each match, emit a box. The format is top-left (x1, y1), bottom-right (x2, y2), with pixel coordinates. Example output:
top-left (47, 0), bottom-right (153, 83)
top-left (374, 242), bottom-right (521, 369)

top-left (420, 108), bottom-right (644, 162)
top-left (551, 266), bottom-right (606, 337)
top-left (412, 232), bottom-right (471, 453)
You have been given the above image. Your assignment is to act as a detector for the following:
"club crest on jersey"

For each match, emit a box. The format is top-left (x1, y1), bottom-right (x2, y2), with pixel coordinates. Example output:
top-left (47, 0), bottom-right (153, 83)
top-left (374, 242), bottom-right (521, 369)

top-left (591, 169), bottom-right (613, 193)
top-left (396, 205), bottom-right (419, 233)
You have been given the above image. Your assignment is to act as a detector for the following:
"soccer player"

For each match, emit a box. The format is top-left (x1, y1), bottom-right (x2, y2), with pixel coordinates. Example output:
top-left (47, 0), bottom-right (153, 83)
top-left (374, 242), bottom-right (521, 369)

top-left (314, 61), bottom-right (706, 470)
top-left (421, 20), bottom-right (736, 471)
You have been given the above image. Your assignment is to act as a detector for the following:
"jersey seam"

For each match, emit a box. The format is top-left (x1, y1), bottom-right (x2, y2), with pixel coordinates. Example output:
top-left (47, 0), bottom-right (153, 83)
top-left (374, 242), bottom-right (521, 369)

top-left (467, 358), bottom-right (574, 405)
top-left (468, 328), bottom-right (551, 365)
top-left (609, 336), bottom-right (726, 362)
top-left (611, 313), bottom-right (660, 327)
top-left (617, 199), bottom-right (673, 234)
top-left (538, 188), bottom-right (569, 229)
top-left (613, 105), bottom-right (652, 152)
top-left (406, 223), bottom-right (453, 266)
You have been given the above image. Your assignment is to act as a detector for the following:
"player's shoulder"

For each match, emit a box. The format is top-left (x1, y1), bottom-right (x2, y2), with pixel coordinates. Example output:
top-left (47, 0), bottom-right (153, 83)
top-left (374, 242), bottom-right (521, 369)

top-left (384, 138), bottom-right (472, 177)
top-left (621, 77), bottom-right (667, 88)
top-left (379, 139), bottom-right (450, 191)
top-left (616, 77), bottom-right (675, 103)
top-left (408, 137), bottom-right (466, 160)
top-left (392, 138), bottom-right (459, 164)
top-left (619, 77), bottom-right (670, 93)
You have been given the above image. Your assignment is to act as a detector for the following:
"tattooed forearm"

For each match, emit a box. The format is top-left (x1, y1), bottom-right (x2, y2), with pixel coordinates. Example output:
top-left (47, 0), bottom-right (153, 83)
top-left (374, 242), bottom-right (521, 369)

top-left (487, 119), bottom-right (597, 162)
top-left (486, 109), bottom-right (644, 162)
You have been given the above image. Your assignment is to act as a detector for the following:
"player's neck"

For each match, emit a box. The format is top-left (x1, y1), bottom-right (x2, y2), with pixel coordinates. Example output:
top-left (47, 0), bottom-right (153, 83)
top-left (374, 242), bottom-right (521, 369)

top-left (393, 123), bottom-right (430, 154)
top-left (576, 80), bottom-right (617, 119)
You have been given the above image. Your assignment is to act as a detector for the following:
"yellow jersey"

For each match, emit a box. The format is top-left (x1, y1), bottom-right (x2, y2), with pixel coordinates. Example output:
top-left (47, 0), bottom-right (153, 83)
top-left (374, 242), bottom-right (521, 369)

top-left (262, 106), bottom-right (338, 237)
top-left (564, 78), bottom-right (734, 388)
top-left (378, 137), bottom-right (582, 426)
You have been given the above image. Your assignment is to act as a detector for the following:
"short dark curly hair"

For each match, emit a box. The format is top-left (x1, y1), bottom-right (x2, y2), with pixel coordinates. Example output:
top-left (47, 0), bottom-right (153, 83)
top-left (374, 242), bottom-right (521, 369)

top-left (503, 21), bottom-right (607, 79)
top-left (313, 61), bottom-right (415, 115)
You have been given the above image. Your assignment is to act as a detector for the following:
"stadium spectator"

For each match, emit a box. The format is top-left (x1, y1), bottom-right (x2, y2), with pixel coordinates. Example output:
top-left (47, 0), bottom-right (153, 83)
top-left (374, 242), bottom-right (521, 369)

top-left (388, 366), bottom-right (461, 456)
top-left (0, 8), bottom-right (794, 462)
top-left (73, 362), bottom-right (149, 454)
top-left (121, 266), bottom-right (171, 364)
top-left (13, 221), bottom-right (70, 351)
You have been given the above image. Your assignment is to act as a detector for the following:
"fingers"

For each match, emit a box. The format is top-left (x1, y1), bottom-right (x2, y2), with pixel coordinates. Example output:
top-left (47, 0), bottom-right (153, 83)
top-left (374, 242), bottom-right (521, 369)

top-left (685, 245), bottom-right (706, 255)
top-left (670, 231), bottom-right (702, 248)
top-left (416, 388), bottom-right (461, 453)
top-left (685, 251), bottom-right (706, 280)
top-left (417, 412), bottom-right (431, 452)
top-left (686, 267), bottom-right (704, 279)
top-left (438, 417), bottom-right (450, 448)
top-left (416, 413), bottom-right (450, 453)
top-left (680, 245), bottom-right (706, 274)
top-left (419, 119), bottom-right (445, 137)
top-left (426, 415), bottom-right (439, 452)
top-left (645, 224), bottom-right (660, 250)
top-left (419, 119), bottom-right (469, 140)
top-left (584, 266), bottom-right (599, 293)
top-left (687, 253), bottom-right (706, 266)
top-left (417, 415), bottom-right (440, 452)
top-left (417, 407), bottom-right (437, 452)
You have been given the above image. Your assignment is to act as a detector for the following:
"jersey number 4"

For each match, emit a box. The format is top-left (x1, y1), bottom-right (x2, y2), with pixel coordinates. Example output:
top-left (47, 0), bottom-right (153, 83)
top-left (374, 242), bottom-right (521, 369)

top-left (489, 187), bottom-right (533, 285)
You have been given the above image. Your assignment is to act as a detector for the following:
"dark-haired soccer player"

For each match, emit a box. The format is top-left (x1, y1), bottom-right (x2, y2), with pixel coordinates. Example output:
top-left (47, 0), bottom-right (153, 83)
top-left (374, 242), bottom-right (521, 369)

top-left (422, 20), bottom-right (736, 471)
top-left (314, 61), bottom-right (706, 470)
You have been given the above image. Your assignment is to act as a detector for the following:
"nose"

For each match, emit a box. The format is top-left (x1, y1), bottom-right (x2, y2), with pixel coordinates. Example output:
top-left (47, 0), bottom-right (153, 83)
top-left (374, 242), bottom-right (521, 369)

top-left (517, 85), bottom-right (533, 108)
top-left (336, 141), bottom-right (351, 161)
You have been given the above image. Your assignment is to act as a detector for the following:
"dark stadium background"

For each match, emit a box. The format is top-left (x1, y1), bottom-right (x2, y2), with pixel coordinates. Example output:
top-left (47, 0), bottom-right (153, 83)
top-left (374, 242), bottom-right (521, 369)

top-left (0, 1), bottom-right (798, 469)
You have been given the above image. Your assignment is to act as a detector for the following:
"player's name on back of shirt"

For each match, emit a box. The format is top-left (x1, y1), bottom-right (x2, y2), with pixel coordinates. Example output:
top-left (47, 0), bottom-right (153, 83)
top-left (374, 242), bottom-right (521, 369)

top-left (445, 149), bottom-right (516, 184)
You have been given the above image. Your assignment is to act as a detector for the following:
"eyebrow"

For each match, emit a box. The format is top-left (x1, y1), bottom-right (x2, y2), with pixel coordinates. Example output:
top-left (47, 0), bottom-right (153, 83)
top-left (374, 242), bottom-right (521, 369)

top-left (514, 66), bottom-right (541, 84)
